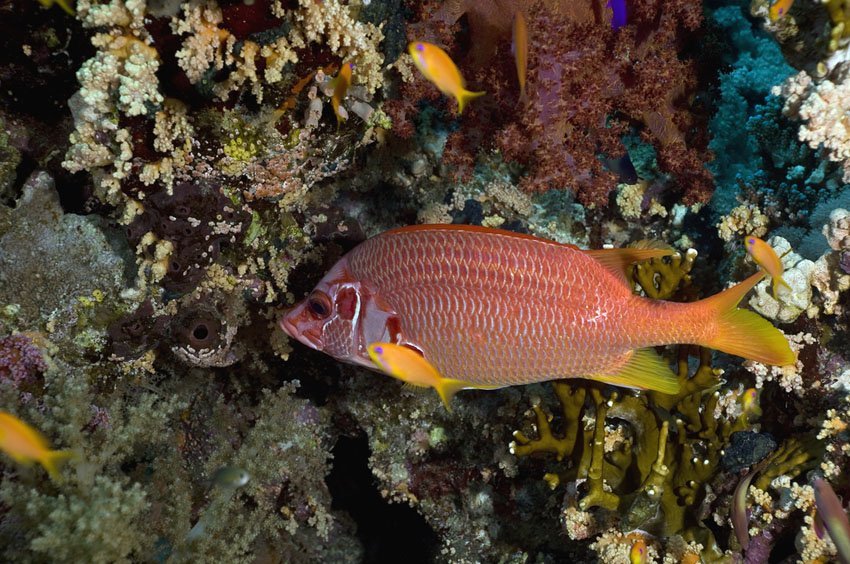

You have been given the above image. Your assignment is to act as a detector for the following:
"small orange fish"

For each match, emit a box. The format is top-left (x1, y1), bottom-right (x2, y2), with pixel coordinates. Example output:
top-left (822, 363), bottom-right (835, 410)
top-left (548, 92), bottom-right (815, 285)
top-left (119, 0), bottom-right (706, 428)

top-left (769, 0), bottom-right (794, 21)
top-left (330, 62), bottom-right (353, 127)
top-left (512, 11), bottom-right (528, 101)
top-left (741, 387), bottom-right (762, 420)
top-left (744, 236), bottom-right (790, 299)
top-left (408, 42), bottom-right (485, 114)
top-left (367, 342), bottom-right (494, 410)
top-left (0, 411), bottom-right (71, 480)
top-left (629, 537), bottom-right (648, 564)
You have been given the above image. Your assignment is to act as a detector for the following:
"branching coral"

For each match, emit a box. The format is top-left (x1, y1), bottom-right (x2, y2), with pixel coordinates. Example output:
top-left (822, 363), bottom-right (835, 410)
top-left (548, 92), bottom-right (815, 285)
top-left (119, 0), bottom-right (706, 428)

top-left (511, 347), bottom-right (739, 560)
top-left (774, 71), bottom-right (850, 184)
top-left (172, 0), bottom-right (384, 102)
top-left (63, 1), bottom-right (171, 204)
top-left (632, 248), bottom-right (697, 300)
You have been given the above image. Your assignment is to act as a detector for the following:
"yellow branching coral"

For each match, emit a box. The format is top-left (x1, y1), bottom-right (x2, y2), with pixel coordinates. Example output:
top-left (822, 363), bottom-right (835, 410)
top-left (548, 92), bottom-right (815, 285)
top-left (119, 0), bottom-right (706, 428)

top-left (510, 347), bottom-right (748, 561)
top-left (825, 0), bottom-right (850, 50)
top-left (633, 248), bottom-right (697, 300)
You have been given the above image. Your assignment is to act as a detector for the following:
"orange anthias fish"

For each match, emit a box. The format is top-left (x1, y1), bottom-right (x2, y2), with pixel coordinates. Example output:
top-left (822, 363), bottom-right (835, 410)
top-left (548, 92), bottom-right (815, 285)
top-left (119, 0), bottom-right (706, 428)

top-left (330, 62), bottom-right (353, 127)
top-left (367, 342), bottom-right (498, 411)
top-left (408, 42), bottom-right (485, 114)
top-left (629, 537), bottom-right (648, 564)
top-left (744, 235), bottom-right (790, 298)
top-left (769, 0), bottom-right (794, 21)
top-left (512, 11), bottom-right (528, 101)
top-left (0, 411), bottom-right (72, 480)
top-left (281, 225), bottom-right (794, 407)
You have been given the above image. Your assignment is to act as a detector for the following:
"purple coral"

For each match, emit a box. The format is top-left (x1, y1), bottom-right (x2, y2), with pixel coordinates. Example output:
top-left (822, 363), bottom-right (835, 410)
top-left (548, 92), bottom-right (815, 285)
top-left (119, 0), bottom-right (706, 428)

top-left (0, 334), bottom-right (47, 384)
top-left (399, 0), bottom-right (712, 208)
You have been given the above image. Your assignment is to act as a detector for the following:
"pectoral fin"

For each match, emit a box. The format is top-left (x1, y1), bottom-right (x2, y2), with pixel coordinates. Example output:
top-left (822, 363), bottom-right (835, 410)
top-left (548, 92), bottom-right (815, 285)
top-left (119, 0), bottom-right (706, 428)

top-left (591, 348), bottom-right (679, 395)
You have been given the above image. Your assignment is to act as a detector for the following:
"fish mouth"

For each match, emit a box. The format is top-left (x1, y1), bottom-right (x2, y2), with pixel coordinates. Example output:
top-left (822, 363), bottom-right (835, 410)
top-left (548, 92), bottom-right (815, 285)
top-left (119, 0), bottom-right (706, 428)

top-left (280, 316), bottom-right (299, 339)
top-left (280, 315), bottom-right (323, 351)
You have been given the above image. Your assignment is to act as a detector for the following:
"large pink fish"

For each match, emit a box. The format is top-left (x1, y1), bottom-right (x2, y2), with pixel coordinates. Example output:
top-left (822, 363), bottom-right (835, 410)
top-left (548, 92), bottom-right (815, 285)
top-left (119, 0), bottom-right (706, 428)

top-left (280, 225), bottom-right (793, 400)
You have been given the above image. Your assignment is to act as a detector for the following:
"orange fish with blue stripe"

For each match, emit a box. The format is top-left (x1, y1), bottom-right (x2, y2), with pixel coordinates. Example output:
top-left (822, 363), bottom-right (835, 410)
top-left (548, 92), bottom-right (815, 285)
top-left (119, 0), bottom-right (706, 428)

top-left (769, 0), bottom-right (794, 21)
top-left (281, 225), bottom-right (794, 407)
top-left (408, 42), bottom-right (485, 114)
top-left (629, 537), bottom-right (648, 564)
top-left (367, 342), bottom-right (498, 411)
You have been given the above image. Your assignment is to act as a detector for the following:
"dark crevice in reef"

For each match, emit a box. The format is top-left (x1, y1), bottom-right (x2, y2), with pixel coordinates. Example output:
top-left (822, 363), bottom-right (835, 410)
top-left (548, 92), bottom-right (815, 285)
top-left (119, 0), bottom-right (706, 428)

top-left (327, 433), bottom-right (438, 564)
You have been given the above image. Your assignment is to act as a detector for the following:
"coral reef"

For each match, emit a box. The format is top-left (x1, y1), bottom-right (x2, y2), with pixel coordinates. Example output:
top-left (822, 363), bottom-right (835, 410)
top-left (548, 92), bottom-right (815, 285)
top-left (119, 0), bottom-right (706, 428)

top-left (1, 0), bottom-right (850, 561)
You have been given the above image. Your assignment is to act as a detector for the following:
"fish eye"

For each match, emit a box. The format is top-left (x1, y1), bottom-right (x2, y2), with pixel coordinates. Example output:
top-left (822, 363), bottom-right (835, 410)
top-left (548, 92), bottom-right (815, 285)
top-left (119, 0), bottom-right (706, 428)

top-left (416, 43), bottom-right (425, 52)
top-left (748, 238), bottom-right (756, 245)
top-left (307, 291), bottom-right (332, 319)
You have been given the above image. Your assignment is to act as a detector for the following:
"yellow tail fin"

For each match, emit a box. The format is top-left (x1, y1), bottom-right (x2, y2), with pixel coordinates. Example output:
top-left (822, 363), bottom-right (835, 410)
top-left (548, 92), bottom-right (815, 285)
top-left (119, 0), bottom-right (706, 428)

top-left (41, 450), bottom-right (73, 481)
top-left (701, 272), bottom-right (795, 366)
top-left (456, 89), bottom-right (486, 114)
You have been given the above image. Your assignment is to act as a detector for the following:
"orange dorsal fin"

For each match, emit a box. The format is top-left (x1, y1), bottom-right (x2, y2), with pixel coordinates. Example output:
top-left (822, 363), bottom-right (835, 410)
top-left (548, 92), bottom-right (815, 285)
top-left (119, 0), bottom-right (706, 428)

top-left (585, 241), bottom-right (674, 286)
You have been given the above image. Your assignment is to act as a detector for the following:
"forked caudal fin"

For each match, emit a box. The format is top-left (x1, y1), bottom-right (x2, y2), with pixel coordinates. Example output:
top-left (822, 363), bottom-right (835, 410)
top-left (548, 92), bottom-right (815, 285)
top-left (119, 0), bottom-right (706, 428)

top-left (457, 89), bottom-right (486, 114)
top-left (700, 271), bottom-right (796, 366)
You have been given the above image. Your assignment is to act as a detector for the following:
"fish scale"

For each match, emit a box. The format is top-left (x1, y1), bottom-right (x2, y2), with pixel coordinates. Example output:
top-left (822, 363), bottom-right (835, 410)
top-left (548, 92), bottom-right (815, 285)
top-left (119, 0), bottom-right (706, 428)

top-left (347, 226), bottom-right (681, 385)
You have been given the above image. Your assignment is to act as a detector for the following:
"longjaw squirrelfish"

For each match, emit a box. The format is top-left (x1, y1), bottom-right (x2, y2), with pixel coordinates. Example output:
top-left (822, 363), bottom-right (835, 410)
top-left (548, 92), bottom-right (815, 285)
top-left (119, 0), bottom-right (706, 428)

top-left (281, 225), bottom-right (794, 407)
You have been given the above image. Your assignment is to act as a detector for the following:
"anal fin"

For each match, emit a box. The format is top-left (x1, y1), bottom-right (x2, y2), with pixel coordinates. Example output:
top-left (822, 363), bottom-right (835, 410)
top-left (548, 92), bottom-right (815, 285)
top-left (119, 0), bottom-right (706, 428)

top-left (592, 348), bottom-right (679, 395)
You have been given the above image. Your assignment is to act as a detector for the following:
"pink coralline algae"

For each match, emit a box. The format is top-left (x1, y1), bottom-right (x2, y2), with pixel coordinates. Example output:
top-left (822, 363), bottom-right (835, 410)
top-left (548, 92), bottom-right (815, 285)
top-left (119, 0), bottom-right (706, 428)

top-left (0, 334), bottom-right (47, 384)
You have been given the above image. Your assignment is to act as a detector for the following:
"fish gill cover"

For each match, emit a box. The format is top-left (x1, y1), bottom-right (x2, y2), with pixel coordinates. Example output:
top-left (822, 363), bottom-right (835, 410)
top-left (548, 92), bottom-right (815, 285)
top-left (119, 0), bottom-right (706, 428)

top-left (0, 0), bottom-right (848, 562)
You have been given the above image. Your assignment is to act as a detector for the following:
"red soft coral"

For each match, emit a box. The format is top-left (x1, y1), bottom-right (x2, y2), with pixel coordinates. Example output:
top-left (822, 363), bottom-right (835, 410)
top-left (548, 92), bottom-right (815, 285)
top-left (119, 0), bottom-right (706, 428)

top-left (394, 0), bottom-right (714, 208)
